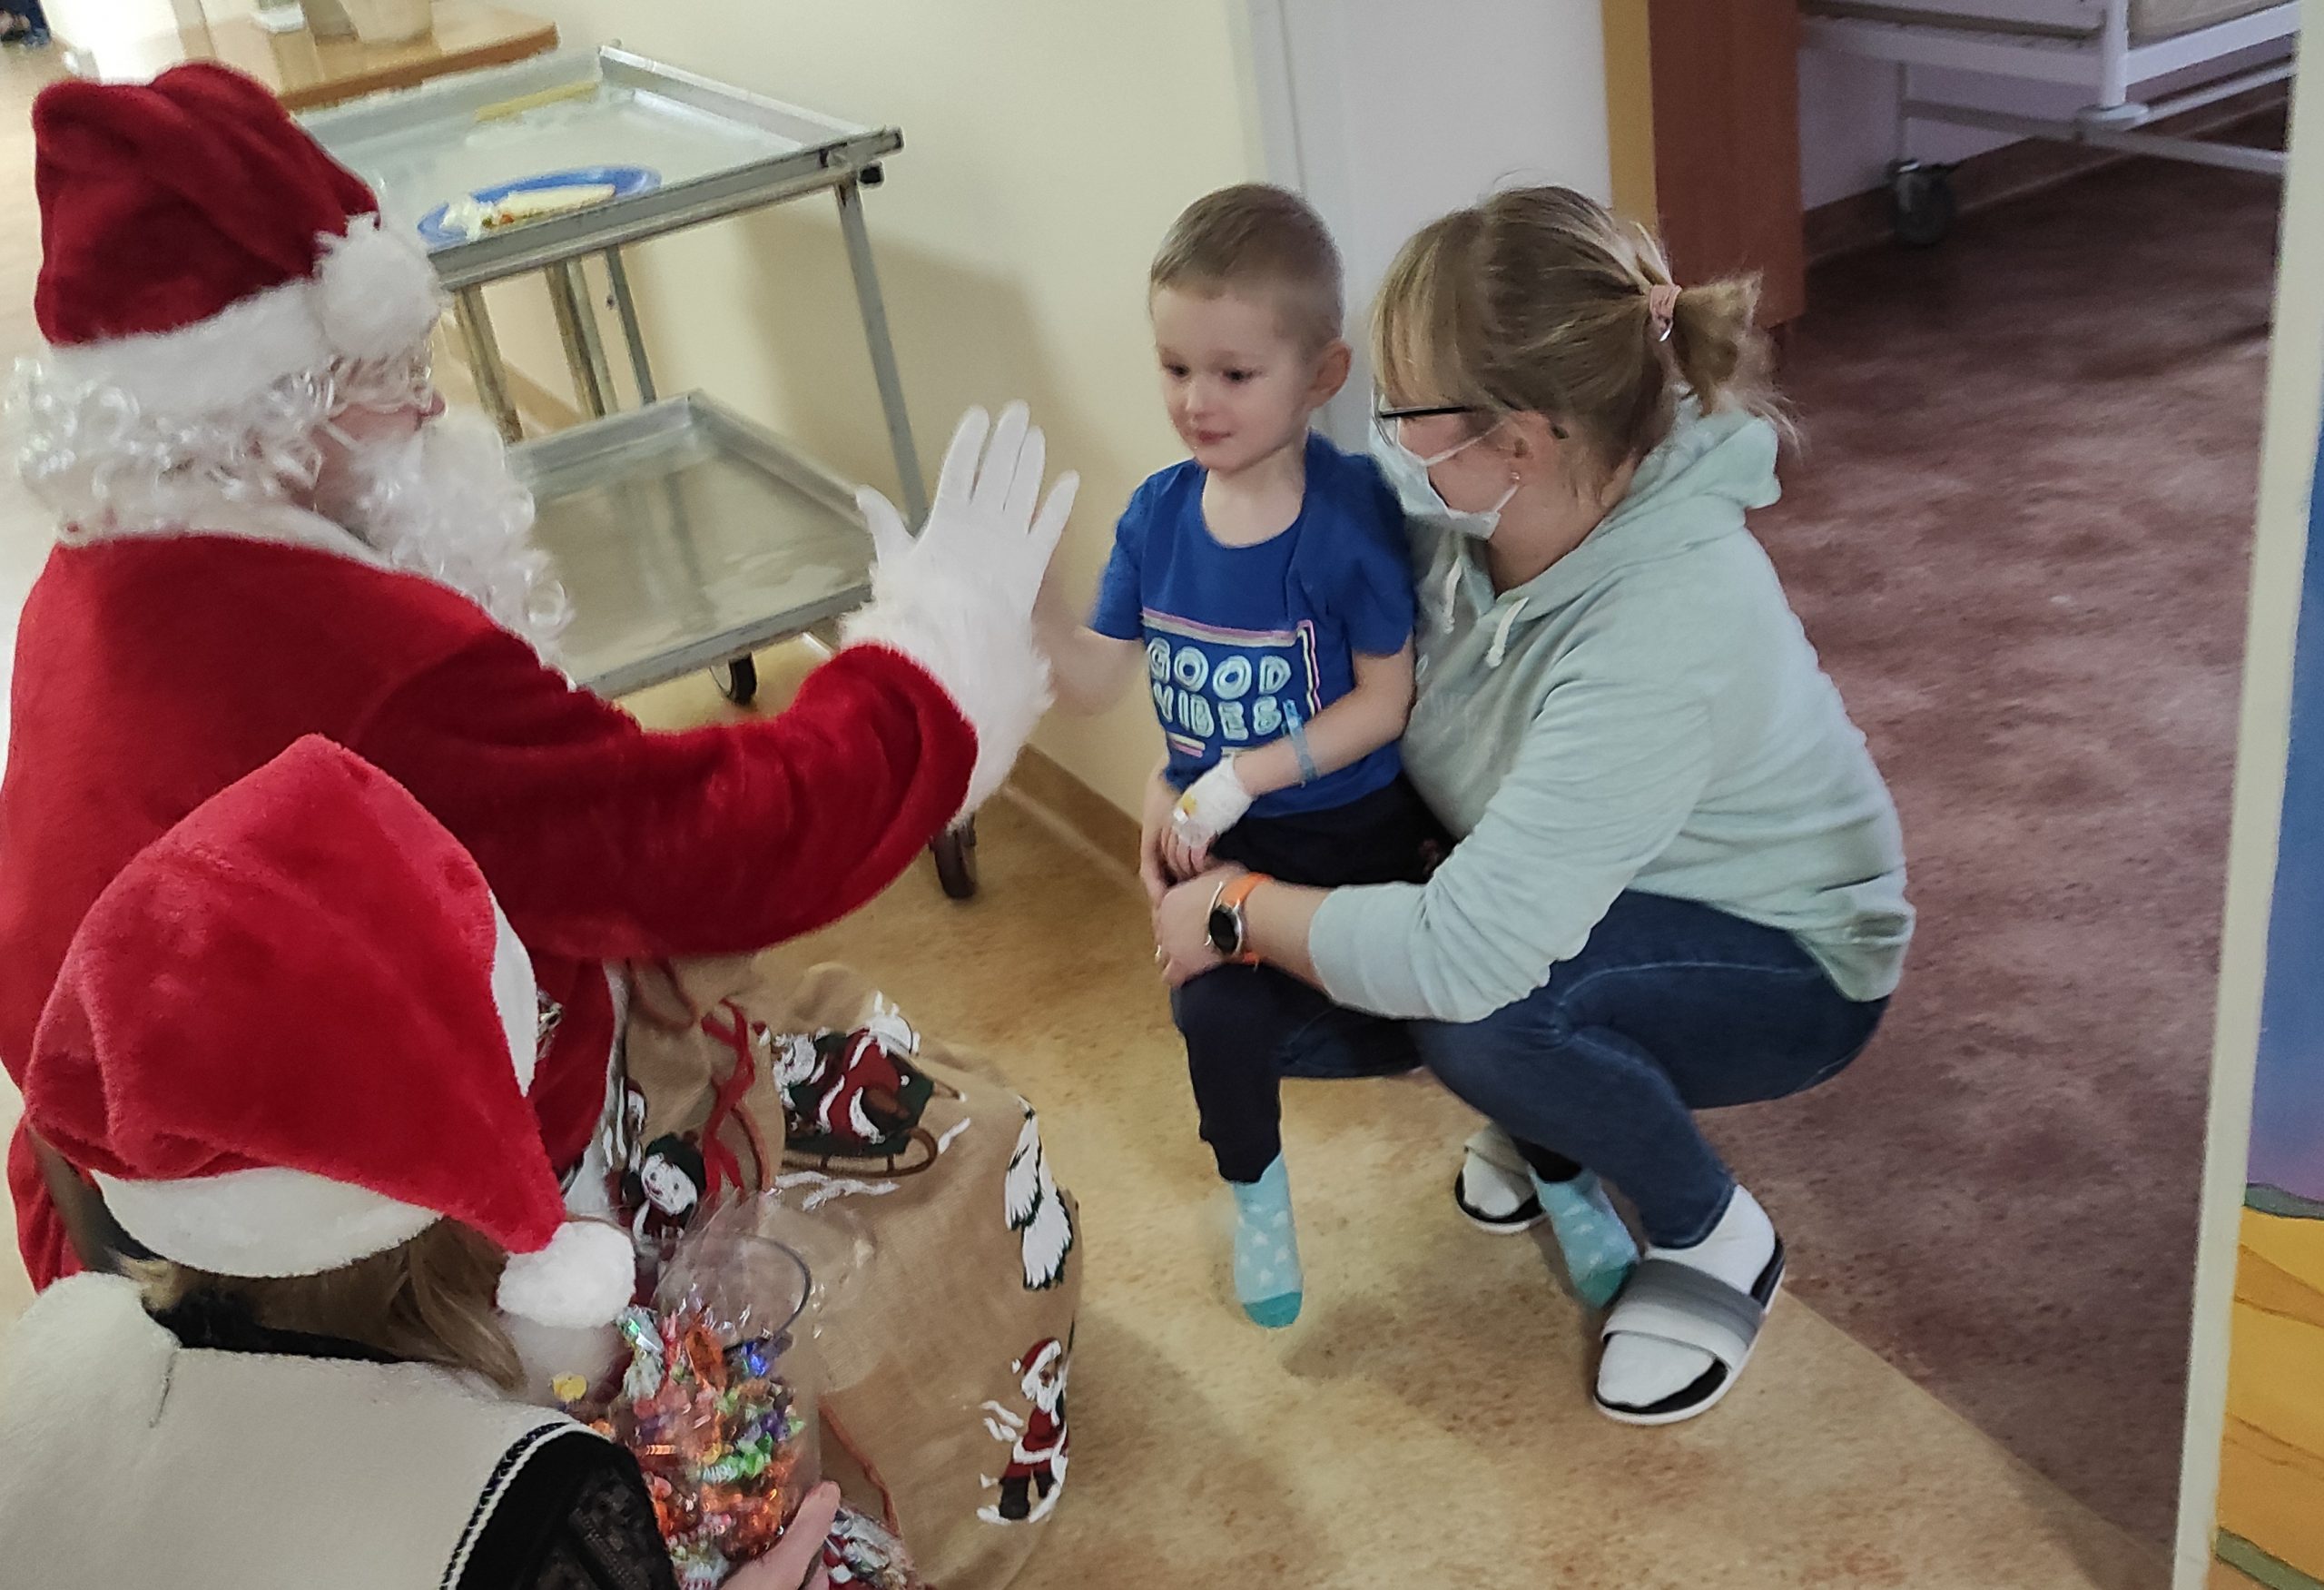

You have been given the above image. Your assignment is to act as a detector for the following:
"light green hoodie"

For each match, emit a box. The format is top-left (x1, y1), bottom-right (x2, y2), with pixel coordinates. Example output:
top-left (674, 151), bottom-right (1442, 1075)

top-left (1308, 409), bottom-right (1912, 1022)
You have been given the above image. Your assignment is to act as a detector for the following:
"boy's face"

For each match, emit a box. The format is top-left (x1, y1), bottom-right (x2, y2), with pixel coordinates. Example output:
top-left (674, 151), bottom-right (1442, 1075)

top-left (1151, 286), bottom-right (1345, 476)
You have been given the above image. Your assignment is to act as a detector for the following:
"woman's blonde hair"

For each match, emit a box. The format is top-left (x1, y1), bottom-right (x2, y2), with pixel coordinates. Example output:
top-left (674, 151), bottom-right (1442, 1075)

top-left (1372, 186), bottom-right (1785, 481)
top-left (133, 1220), bottom-right (524, 1389)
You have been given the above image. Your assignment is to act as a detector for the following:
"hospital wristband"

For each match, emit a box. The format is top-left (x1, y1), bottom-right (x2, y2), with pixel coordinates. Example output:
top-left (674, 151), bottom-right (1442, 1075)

top-left (1288, 720), bottom-right (1320, 785)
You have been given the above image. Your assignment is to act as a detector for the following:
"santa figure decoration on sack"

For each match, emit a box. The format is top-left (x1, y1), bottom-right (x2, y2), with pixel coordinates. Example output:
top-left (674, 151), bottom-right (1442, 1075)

top-left (979, 1337), bottom-right (1071, 1525)
top-left (763, 996), bottom-right (942, 1170)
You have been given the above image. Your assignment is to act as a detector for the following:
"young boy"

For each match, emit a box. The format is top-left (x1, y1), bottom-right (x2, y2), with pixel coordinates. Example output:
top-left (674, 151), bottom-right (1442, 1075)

top-left (1039, 183), bottom-right (1441, 1328)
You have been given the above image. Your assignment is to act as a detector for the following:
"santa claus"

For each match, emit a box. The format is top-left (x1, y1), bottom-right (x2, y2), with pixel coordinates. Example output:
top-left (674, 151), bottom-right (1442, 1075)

top-left (0, 64), bottom-right (1078, 1288)
top-left (769, 1022), bottom-right (931, 1155)
top-left (981, 1338), bottom-right (1070, 1526)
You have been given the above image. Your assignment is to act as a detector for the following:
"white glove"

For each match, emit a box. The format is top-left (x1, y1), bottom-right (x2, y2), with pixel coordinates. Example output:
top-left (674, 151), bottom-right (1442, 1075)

top-left (1171, 759), bottom-right (1255, 851)
top-left (842, 403), bottom-right (1079, 819)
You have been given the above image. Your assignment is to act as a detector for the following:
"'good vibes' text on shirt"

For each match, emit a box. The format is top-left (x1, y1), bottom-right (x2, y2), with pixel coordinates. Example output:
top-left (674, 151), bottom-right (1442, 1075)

top-left (1144, 616), bottom-right (1320, 756)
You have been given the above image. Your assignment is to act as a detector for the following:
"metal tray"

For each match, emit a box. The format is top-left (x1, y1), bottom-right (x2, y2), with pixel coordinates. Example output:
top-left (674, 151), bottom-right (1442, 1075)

top-left (512, 394), bottom-right (872, 698)
top-left (302, 47), bottom-right (902, 288)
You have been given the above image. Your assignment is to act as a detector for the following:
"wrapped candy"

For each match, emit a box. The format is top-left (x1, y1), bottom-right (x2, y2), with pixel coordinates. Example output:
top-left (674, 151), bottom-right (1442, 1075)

top-left (822, 1504), bottom-right (923, 1590)
top-left (600, 1234), bottom-right (821, 1583)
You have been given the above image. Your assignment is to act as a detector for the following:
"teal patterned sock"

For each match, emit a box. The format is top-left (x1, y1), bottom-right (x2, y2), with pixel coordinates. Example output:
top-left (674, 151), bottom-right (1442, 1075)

top-left (1229, 1155), bottom-right (1304, 1328)
top-left (1534, 1170), bottom-right (1639, 1309)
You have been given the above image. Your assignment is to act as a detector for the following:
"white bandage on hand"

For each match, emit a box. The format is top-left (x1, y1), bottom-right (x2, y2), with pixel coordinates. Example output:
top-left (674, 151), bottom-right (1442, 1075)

top-left (1172, 759), bottom-right (1254, 851)
top-left (841, 402), bottom-right (1080, 821)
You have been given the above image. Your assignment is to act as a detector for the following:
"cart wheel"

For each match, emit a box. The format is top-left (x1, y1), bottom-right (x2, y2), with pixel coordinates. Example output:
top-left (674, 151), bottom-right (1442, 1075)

top-left (714, 657), bottom-right (758, 706)
top-left (932, 824), bottom-right (977, 901)
top-left (1888, 161), bottom-right (1956, 250)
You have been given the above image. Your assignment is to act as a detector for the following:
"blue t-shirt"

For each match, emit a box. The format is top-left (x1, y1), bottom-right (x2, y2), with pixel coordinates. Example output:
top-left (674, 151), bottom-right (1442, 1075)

top-left (1090, 432), bottom-right (1415, 817)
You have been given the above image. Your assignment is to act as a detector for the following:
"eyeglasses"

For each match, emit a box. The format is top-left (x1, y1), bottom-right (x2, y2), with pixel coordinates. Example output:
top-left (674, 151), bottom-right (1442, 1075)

top-left (1375, 401), bottom-right (1480, 427)
top-left (1374, 401), bottom-right (1567, 444)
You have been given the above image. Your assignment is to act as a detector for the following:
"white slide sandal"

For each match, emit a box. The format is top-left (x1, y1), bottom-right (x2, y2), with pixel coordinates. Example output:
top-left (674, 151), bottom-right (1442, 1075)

top-left (1593, 1238), bottom-right (1786, 1426)
top-left (1452, 1125), bottom-right (1546, 1235)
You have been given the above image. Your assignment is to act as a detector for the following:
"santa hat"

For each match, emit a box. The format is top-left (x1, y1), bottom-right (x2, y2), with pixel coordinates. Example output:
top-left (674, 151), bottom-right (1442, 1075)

top-left (30, 63), bottom-right (440, 419)
top-left (23, 737), bottom-right (635, 1329)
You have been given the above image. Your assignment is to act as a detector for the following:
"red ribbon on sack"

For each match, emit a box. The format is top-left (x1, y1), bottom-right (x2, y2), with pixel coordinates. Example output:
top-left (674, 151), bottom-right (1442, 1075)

top-left (694, 1002), bottom-right (775, 1199)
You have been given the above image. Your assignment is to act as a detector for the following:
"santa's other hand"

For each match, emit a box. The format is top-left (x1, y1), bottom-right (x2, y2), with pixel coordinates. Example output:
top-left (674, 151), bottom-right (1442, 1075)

top-left (842, 402), bottom-right (1081, 818)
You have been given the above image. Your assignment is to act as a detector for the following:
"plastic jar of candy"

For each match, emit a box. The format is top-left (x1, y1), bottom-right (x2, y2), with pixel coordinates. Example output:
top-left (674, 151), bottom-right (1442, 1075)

top-left (609, 1233), bottom-right (821, 1589)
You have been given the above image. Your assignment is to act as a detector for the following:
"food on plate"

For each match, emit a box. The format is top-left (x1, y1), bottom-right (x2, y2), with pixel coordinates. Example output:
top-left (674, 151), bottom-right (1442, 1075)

top-left (441, 182), bottom-right (618, 239)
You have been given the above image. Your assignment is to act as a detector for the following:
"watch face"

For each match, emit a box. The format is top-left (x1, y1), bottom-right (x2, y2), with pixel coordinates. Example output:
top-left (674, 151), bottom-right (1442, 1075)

top-left (1207, 904), bottom-right (1239, 956)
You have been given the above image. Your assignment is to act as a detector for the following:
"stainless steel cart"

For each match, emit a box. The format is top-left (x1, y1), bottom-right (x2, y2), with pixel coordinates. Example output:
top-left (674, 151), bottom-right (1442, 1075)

top-left (505, 395), bottom-right (872, 696)
top-left (301, 47), bottom-right (924, 526)
top-left (304, 50), bottom-right (980, 898)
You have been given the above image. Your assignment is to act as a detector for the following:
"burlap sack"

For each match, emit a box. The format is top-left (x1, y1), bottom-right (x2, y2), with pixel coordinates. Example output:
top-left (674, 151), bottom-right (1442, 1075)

top-left (597, 956), bottom-right (796, 1250)
top-left (623, 957), bottom-right (1080, 1590)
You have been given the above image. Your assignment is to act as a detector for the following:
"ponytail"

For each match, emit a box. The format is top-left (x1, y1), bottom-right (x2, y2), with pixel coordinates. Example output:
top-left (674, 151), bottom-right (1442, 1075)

top-left (1373, 187), bottom-right (1791, 481)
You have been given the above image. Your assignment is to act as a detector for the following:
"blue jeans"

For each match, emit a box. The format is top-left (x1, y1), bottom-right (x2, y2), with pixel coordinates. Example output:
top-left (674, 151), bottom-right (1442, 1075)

top-left (1413, 891), bottom-right (1888, 1248)
top-left (1175, 777), bottom-right (1443, 1183)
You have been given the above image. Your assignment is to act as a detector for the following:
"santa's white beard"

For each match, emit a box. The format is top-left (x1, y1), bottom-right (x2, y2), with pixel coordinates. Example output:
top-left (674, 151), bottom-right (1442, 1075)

top-left (317, 409), bottom-right (571, 654)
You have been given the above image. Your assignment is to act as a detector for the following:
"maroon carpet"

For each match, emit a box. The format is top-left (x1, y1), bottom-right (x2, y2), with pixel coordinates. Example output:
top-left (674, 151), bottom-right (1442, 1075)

top-left (1714, 146), bottom-right (2277, 1546)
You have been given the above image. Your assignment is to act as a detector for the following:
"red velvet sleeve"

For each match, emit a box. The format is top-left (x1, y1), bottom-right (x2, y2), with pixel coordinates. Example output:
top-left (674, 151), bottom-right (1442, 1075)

top-left (353, 634), bottom-right (976, 962)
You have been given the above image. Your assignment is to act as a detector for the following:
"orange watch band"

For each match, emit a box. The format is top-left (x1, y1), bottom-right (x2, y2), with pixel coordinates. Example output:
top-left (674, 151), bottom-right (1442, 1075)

top-left (1213, 872), bottom-right (1270, 965)
top-left (1218, 872), bottom-right (1269, 913)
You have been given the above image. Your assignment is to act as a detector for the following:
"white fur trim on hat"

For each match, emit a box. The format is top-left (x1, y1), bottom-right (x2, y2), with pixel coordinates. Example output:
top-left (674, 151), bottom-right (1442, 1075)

top-left (43, 215), bottom-right (441, 420)
top-left (496, 1220), bottom-right (637, 1328)
top-left (94, 1164), bottom-right (438, 1278)
top-left (489, 900), bottom-right (537, 1095)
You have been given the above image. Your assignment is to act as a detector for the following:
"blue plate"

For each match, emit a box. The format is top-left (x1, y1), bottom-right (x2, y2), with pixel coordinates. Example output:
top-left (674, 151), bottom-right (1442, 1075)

top-left (417, 165), bottom-right (661, 248)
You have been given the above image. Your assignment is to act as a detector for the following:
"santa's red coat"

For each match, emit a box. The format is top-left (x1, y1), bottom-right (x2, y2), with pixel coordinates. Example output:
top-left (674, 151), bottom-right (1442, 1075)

top-left (0, 529), bottom-right (976, 1287)
top-left (1003, 1403), bottom-right (1068, 1482)
top-left (816, 1030), bottom-right (912, 1146)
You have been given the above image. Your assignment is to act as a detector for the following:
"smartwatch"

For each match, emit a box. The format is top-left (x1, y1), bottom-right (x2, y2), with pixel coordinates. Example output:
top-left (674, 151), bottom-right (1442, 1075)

top-left (1206, 874), bottom-right (1270, 965)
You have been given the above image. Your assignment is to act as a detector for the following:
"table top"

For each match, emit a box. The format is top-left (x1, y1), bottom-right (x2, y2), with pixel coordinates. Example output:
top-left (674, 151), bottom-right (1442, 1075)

top-left (304, 48), bottom-right (901, 287)
top-left (67, 4), bottom-right (559, 113)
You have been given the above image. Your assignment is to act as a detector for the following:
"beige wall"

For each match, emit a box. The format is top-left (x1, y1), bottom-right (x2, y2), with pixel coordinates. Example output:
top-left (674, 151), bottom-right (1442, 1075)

top-left (492, 1), bottom-right (1264, 815)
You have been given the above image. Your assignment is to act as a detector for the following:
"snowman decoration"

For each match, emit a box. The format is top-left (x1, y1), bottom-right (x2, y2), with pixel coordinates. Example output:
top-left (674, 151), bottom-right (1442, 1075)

top-left (630, 1134), bottom-right (706, 1251)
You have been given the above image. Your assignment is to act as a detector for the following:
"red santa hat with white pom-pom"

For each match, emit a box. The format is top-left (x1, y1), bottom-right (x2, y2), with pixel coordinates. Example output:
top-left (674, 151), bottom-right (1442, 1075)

top-left (22, 737), bottom-right (635, 1329)
top-left (29, 62), bottom-right (440, 417)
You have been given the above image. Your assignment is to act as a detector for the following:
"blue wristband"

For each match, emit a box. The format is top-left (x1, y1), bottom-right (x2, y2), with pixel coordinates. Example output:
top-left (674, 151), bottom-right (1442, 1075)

top-left (1288, 719), bottom-right (1320, 785)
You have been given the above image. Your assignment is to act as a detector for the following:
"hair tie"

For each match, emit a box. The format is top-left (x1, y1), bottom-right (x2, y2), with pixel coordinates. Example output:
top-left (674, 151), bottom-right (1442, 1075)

top-left (1646, 282), bottom-right (1681, 341)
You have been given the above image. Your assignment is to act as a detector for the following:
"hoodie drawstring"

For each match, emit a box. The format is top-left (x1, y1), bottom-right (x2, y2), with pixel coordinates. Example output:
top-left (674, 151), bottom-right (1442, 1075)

top-left (1486, 597), bottom-right (1527, 669)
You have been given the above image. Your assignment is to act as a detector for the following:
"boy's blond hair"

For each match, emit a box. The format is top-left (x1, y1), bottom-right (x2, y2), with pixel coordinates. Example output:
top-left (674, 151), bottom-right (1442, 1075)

top-left (133, 1220), bottom-right (525, 1389)
top-left (1373, 185), bottom-right (1788, 486)
top-left (1150, 183), bottom-right (1344, 351)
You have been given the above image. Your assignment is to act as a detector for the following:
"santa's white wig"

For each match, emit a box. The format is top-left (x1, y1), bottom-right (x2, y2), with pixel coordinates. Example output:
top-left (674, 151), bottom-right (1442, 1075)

top-left (6, 340), bottom-right (568, 654)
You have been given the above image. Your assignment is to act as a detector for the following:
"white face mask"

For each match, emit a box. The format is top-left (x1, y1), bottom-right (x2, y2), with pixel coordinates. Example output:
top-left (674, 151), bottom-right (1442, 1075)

top-left (1373, 422), bottom-right (1520, 540)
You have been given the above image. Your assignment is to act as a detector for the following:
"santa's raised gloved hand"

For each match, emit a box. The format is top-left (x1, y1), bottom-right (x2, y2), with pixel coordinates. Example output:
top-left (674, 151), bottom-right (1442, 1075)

top-left (842, 403), bottom-right (1078, 821)
top-left (1171, 758), bottom-right (1254, 858)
